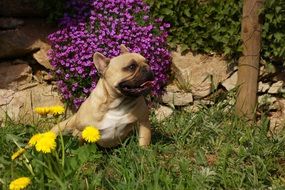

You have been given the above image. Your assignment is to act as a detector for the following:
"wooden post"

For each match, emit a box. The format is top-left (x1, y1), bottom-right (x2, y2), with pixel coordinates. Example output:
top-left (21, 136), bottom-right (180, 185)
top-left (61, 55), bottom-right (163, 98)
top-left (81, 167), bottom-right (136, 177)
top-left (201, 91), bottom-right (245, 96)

top-left (236, 0), bottom-right (264, 120)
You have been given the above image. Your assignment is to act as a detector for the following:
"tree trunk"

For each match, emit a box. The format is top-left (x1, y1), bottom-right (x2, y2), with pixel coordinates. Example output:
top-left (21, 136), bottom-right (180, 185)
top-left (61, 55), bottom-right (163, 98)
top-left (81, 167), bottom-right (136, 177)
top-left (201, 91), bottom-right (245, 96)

top-left (236, 0), bottom-right (264, 120)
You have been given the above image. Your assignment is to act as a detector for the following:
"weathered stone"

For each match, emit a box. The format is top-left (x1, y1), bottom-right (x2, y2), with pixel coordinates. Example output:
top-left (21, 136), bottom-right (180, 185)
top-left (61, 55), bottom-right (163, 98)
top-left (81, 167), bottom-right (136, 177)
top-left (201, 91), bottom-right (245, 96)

top-left (200, 99), bottom-right (215, 106)
top-left (269, 99), bottom-right (285, 134)
top-left (268, 81), bottom-right (284, 94)
top-left (0, 84), bottom-right (63, 122)
top-left (0, 18), bottom-right (24, 29)
top-left (258, 94), bottom-right (277, 111)
top-left (165, 83), bottom-right (181, 93)
top-left (0, 0), bottom-right (46, 17)
top-left (17, 82), bottom-right (38, 91)
top-left (0, 19), bottom-right (56, 59)
top-left (0, 89), bottom-right (15, 106)
top-left (32, 40), bottom-right (53, 70)
top-left (162, 92), bottom-right (193, 106)
top-left (43, 72), bottom-right (54, 81)
top-left (258, 82), bottom-right (270, 93)
top-left (274, 70), bottom-right (285, 82)
top-left (172, 47), bottom-right (230, 98)
top-left (155, 105), bottom-right (173, 122)
top-left (0, 29), bottom-right (36, 58)
top-left (259, 65), bottom-right (266, 77)
top-left (0, 62), bottom-right (32, 90)
top-left (221, 71), bottom-right (238, 91)
top-left (183, 102), bottom-right (201, 113)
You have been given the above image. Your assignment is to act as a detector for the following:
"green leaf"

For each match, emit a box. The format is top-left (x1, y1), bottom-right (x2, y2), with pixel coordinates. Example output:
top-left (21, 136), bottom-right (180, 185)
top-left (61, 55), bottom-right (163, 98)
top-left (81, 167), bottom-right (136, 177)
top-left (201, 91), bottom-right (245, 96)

top-left (183, 9), bottom-right (191, 17)
top-left (180, 44), bottom-right (189, 53)
top-left (160, 8), bottom-right (173, 15)
top-left (195, 149), bottom-right (208, 166)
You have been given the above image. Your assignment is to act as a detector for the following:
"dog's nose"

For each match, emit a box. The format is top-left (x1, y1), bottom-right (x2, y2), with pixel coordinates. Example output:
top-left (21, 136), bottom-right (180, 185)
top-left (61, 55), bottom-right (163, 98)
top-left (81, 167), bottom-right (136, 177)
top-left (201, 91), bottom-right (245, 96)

top-left (147, 70), bottom-right (155, 80)
top-left (142, 67), bottom-right (154, 80)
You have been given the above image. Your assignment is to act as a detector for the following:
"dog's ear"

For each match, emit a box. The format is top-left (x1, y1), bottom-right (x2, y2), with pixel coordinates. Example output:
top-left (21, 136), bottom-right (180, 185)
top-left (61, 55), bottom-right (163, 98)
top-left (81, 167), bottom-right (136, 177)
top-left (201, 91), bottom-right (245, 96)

top-left (93, 52), bottom-right (110, 75)
top-left (120, 44), bottom-right (130, 54)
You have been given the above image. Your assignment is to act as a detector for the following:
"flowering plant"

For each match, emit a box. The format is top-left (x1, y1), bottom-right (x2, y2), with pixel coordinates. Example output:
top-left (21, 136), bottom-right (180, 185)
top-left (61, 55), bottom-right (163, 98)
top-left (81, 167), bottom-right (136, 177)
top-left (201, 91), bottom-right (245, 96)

top-left (48, 0), bottom-right (171, 109)
top-left (82, 126), bottom-right (101, 143)
top-left (10, 124), bottom-right (101, 188)
top-left (9, 177), bottom-right (31, 190)
top-left (34, 105), bottom-right (65, 116)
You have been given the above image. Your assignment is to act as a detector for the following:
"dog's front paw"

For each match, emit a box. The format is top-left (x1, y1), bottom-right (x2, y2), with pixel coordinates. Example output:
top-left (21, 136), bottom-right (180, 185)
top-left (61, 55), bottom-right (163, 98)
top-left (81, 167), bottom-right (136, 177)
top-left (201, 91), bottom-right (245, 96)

top-left (139, 137), bottom-right (151, 147)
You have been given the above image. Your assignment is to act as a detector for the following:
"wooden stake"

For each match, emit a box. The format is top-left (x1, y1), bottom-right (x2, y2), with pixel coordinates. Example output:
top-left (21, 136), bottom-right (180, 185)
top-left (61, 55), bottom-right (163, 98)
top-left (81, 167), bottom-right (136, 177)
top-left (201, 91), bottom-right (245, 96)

top-left (236, 0), bottom-right (264, 120)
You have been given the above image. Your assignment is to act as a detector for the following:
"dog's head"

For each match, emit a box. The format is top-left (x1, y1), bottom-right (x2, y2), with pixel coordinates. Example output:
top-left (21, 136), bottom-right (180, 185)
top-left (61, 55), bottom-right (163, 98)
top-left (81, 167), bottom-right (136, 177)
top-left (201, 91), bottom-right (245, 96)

top-left (93, 45), bottom-right (154, 97)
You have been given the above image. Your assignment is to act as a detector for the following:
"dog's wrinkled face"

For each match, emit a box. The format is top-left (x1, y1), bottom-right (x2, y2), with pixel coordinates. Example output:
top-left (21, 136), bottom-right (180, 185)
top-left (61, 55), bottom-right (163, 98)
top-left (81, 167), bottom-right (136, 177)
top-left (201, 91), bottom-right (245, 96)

top-left (93, 45), bottom-right (154, 97)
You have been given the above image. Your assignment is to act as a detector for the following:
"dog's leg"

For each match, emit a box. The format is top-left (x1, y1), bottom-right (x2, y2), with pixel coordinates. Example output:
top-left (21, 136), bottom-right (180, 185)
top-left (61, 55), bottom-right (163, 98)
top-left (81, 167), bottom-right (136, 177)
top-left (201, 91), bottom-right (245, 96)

top-left (138, 119), bottom-right (151, 146)
top-left (51, 114), bottom-right (76, 135)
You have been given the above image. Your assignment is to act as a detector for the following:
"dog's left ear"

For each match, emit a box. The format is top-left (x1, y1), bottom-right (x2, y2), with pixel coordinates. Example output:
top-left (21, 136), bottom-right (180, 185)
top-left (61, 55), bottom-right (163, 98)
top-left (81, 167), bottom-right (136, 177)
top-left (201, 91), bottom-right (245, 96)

top-left (120, 44), bottom-right (130, 54)
top-left (93, 52), bottom-right (110, 76)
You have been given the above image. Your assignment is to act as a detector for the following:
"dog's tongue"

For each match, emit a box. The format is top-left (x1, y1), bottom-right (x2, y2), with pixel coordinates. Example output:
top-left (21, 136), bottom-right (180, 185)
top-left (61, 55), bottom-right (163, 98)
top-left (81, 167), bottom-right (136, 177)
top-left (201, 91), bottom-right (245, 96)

top-left (140, 81), bottom-right (154, 88)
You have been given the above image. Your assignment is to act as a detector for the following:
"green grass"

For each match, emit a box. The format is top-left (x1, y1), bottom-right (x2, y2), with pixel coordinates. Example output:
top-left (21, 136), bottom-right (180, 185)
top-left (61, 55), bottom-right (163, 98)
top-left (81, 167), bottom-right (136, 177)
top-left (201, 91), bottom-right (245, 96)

top-left (1, 101), bottom-right (285, 189)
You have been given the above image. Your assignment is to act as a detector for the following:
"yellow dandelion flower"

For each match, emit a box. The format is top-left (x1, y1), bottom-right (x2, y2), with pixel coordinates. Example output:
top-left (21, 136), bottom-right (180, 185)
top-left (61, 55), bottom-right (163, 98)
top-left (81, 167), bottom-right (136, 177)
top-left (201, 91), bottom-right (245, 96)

top-left (34, 107), bottom-right (50, 115)
top-left (49, 105), bottom-right (65, 115)
top-left (11, 148), bottom-right (26, 160)
top-left (28, 133), bottom-right (43, 147)
top-left (35, 131), bottom-right (57, 153)
top-left (9, 177), bottom-right (31, 190)
top-left (82, 126), bottom-right (101, 143)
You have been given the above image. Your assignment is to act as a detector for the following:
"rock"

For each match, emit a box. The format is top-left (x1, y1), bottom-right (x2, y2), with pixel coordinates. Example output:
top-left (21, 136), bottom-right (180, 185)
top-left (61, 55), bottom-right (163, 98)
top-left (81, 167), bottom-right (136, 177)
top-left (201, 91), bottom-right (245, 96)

top-left (0, 29), bottom-right (36, 58)
top-left (165, 83), bottom-right (181, 93)
top-left (172, 47), bottom-right (230, 98)
top-left (183, 99), bottom-right (216, 113)
top-left (274, 70), bottom-right (285, 82)
top-left (0, 84), bottom-right (63, 122)
top-left (258, 94), bottom-right (277, 111)
top-left (0, 18), bottom-right (24, 29)
top-left (17, 82), bottom-right (38, 91)
top-left (221, 71), bottom-right (238, 91)
top-left (258, 82), bottom-right (270, 93)
top-left (42, 72), bottom-right (54, 81)
top-left (32, 40), bottom-right (53, 70)
top-left (183, 102), bottom-right (201, 113)
top-left (155, 105), bottom-right (173, 122)
top-left (0, 19), bottom-right (56, 59)
top-left (200, 99), bottom-right (214, 106)
top-left (0, 89), bottom-right (15, 106)
top-left (259, 65), bottom-right (266, 77)
top-left (162, 92), bottom-right (193, 106)
top-left (268, 81), bottom-right (284, 94)
top-left (0, 61), bottom-right (32, 90)
top-left (269, 99), bottom-right (285, 134)
top-left (0, 0), bottom-right (46, 17)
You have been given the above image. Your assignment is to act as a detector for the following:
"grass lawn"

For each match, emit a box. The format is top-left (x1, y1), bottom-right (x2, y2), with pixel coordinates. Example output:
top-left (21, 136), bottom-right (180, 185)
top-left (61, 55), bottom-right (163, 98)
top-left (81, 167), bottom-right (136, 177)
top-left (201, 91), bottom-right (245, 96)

top-left (0, 101), bottom-right (285, 189)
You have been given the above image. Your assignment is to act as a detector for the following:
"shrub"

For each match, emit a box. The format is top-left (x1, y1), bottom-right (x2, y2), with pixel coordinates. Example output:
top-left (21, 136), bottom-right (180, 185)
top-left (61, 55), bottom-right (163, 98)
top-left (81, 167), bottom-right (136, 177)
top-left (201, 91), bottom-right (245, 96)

top-left (262, 0), bottom-right (285, 65)
top-left (145, 0), bottom-right (242, 61)
top-left (48, 0), bottom-right (171, 109)
top-left (146, 0), bottom-right (285, 65)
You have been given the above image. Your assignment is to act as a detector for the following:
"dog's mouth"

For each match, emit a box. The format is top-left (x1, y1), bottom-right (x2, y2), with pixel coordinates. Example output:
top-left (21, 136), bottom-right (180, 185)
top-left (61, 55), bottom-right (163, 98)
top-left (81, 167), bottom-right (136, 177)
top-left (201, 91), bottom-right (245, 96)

top-left (120, 80), bottom-right (154, 96)
top-left (118, 67), bottom-right (155, 97)
top-left (118, 80), bottom-right (154, 97)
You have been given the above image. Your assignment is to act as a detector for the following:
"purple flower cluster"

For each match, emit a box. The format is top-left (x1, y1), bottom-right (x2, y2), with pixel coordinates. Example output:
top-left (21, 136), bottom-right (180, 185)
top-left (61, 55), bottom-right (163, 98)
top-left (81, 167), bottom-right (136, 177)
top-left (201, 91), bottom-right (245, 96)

top-left (48, 0), bottom-right (171, 109)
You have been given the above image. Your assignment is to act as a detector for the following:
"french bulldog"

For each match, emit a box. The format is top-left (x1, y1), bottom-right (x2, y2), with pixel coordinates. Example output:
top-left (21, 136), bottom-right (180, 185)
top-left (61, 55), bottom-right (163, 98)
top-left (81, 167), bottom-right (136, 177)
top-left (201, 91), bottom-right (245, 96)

top-left (51, 45), bottom-right (154, 148)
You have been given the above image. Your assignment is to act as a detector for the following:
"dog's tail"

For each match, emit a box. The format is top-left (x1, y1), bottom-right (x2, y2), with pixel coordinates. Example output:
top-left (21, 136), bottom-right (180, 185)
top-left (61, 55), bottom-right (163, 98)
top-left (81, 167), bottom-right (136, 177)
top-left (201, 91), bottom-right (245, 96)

top-left (50, 115), bottom-right (77, 136)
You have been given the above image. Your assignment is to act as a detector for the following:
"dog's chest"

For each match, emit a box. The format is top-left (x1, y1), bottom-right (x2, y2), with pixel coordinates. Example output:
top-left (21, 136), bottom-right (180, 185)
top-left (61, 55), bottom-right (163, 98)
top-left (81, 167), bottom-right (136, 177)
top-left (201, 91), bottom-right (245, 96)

top-left (98, 98), bottom-right (139, 143)
top-left (99, 106), bottom-right (135, 129)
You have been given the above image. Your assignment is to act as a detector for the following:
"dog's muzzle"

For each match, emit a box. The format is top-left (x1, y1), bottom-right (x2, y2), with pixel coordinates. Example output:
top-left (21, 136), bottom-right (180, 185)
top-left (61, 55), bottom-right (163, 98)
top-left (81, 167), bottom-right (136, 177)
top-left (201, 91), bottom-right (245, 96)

top-left (118, 68), bottom-right (155, 97)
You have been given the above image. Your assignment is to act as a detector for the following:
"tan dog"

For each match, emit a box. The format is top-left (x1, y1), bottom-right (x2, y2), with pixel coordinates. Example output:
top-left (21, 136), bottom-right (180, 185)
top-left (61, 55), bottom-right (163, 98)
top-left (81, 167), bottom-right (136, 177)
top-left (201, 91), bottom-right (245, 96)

top-left (51, 45), bottom-right (154, 147)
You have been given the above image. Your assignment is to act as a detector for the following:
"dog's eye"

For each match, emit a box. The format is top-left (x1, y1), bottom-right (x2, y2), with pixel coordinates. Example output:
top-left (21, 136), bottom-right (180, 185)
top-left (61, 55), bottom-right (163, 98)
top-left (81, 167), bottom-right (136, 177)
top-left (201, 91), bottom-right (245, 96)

top-left (127, 63), bottom-right (137, 71)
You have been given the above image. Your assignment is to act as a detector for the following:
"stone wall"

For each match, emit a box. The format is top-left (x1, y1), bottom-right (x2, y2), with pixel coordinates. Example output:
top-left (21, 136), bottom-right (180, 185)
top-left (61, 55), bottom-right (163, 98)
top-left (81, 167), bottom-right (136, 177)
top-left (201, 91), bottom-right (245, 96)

top-left (157, 47), bottom-right (285, 134)
top-left (0, 1), bottom-right (63, 125)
